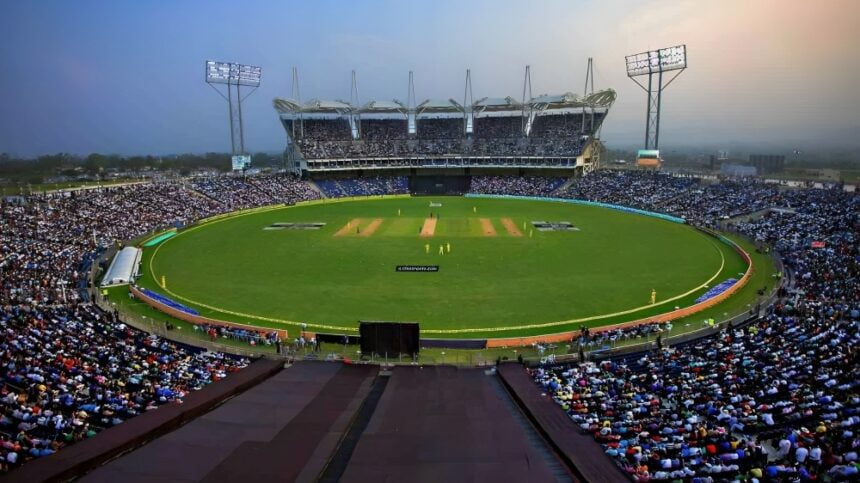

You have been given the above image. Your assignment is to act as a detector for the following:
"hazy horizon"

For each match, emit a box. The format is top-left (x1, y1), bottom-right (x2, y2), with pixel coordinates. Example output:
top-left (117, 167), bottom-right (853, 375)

top-left (1, 0), bottom-right (859, 157)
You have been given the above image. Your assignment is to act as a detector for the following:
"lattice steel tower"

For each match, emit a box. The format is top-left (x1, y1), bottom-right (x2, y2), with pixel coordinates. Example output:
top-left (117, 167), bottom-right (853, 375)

top-left (625, 45), bottom-right (687, 150)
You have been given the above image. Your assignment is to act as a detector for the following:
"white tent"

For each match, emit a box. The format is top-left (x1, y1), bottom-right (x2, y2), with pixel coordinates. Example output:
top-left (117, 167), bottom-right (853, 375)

top-left (101, 246), bottom-right (142, 287)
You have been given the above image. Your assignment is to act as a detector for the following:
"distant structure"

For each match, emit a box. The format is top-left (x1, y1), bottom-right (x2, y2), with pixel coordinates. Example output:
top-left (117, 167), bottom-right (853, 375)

top-left (205, 60), bottom-right (262, 171)
top-left (274, 65), bottom-right (616, 178)
top-left (625, 45), bottom-right (687, 167)
top-left (636, 149), bottom-right (662, 169)
top-left (721, 163), bottom-right (757, 177)
top-left (749, 154), bottom-right (785, 174)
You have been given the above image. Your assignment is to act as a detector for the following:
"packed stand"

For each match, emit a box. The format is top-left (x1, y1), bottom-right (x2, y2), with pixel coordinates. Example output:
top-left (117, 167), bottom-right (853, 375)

top-left (190, 173), bottom-right (319, 209)
top-left (469, 176), bottom-right (567, 196)
top-left (292, 115), bottom-right (593, 160)
top-left (560, 171), bottom-right (698, 210)
top-left (315, 176), bottom-right (408, 198)
top-left (0, 182), bottom-right (260, 473)
top-left (664, 180), bottom-right (783, 227)
top-left (531, 185), bottom-right (859, 481)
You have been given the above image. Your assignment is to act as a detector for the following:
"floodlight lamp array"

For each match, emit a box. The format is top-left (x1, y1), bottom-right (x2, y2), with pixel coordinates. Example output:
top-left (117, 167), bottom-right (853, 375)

top-left (206, 60), bottom-right (262, 87)
top-left (625, 45), bottom-right (686, 77)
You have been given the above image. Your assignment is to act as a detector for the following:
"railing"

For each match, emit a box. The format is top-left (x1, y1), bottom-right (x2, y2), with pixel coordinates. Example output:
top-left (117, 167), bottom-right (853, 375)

top-left (93, 291), bottom-right (272, 359)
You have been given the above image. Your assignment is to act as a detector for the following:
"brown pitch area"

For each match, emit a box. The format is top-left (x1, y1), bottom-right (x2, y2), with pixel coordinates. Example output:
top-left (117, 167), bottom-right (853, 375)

top-left (360, 218), bottom-right (383, 237)
top-left (500, 218), bottom-right (523, 237)
top-left (334, 218), bottom-right (362, 237)
top-left (420, 217), bottom-right (437, 237)
top-left (479, 218), bottom-right (497, 237)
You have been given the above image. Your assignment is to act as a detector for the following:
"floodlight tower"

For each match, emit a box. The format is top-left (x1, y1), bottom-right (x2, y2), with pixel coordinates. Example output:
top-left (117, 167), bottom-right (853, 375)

top-left (521, 65), bottom-right (533, 135)
top-left (625, 45), bottom-right (687, 150)
top-left (581, 58), bottom-right (594, 134)
top-left (463, 69), bottom-right (474, 135)
top-left (407, 71), bottom-right (417, 135)
top-left (290, 66), bottom-right (302, 138)
top-left (350, 70), bottom-right (360, 139)
top-left (204, 60), bottom-right (262, 158)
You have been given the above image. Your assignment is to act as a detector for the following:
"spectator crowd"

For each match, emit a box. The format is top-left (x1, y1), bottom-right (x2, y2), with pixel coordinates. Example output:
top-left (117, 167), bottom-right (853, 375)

top-left (0, 173), bottom-right (328, 472)
top-left (0, 167), bottom-right (856, 480)
top-left (315, 176), bottom-right (408, 198)
top-left (523, 173), bottom-right (858, 481)
top-left (470, 176), bottom-right (566, 196)
top-left (291, 113), bottom-right (597, 160)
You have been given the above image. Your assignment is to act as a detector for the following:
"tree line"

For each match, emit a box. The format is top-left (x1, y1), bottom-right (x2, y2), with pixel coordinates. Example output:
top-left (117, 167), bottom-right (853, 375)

top-left (0, 152), bottom-right (284, 184)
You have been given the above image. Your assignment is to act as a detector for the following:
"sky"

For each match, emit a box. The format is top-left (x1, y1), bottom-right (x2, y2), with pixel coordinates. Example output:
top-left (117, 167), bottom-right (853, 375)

top-left (1, 0), bottom-right (859, 157)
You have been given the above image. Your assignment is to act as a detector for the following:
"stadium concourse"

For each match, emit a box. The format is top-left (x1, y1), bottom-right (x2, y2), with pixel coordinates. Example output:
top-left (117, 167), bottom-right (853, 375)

top-left (0, 171), bottom-right (857, 481)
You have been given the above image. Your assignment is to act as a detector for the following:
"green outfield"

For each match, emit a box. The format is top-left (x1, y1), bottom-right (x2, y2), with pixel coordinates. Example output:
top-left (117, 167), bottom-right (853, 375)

top-left (134, 196), bottom-right (758, 339)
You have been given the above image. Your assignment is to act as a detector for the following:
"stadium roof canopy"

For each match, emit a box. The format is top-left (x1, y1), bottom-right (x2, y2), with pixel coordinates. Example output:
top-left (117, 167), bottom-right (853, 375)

top-left (273, 98), bottom-right (355, 115)
top-left (472, 96), bottom-right (522, 113)
top-left (416, 98), bottom-right (463, 114)
top-left (583, 89), bottom-right (617, 107)
top-left (274, 88), bottom-right (616, 116)
top-left (302, 98), bottom-right (354, 114)
top-left (273, 98), bottom-right (303, 114)
top-left (529, 88), bottom-right (616, 110)
top-left (359, 100), bottom-right (407, 113)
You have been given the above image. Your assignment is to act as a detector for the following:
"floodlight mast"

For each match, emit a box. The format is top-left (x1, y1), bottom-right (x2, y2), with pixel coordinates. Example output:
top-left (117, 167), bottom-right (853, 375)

top-left (582, 58), bottom-right (595, 134)
top-left (625, 45), bottom-right (686, 150)
top-left (407, 71), bottom-right (417, 135)
top-left (205, 60), bottom-right (262, 155)
top-left (521, 65), bottom-right (532, 135)
top-left (463, 69), bottom-right (474, 135)
top-left (290, 66), bottom-right (303, 138)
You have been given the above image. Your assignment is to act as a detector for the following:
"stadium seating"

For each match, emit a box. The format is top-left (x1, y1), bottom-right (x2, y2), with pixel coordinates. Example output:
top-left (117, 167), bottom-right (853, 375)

top-left (315, 176), bottom-right (408, 198)
top-left (0, 169), bottom-right (855, 479)
top-left (529, 178), bottom-right (858, 481)
top-left (291, 115), bottom-right (591, 160)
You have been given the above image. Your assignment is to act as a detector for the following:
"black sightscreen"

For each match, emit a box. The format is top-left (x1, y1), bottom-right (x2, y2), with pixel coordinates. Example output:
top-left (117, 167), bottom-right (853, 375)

top-left (359, 321), bottom-right (420, 357)
top-left (409, 175), bottom-right (469, 195)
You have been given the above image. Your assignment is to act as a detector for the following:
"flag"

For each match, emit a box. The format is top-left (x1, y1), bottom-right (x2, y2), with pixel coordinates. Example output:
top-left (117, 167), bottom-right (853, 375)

top-left (811, 241), bottom-right (825, 248)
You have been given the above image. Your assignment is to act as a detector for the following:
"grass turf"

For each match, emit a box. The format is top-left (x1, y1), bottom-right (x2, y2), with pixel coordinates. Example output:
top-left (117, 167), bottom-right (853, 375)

top-left (130, 196), bottom-right (763, 339)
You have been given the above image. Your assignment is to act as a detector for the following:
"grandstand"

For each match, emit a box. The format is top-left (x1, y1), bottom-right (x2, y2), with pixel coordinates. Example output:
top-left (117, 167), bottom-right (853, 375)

top-left (6, 1), bottom-right (858, 480)
top-left (273, 85), bottom-right (615, 177)
top-left (1, 170), bottom-right (856, 481)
